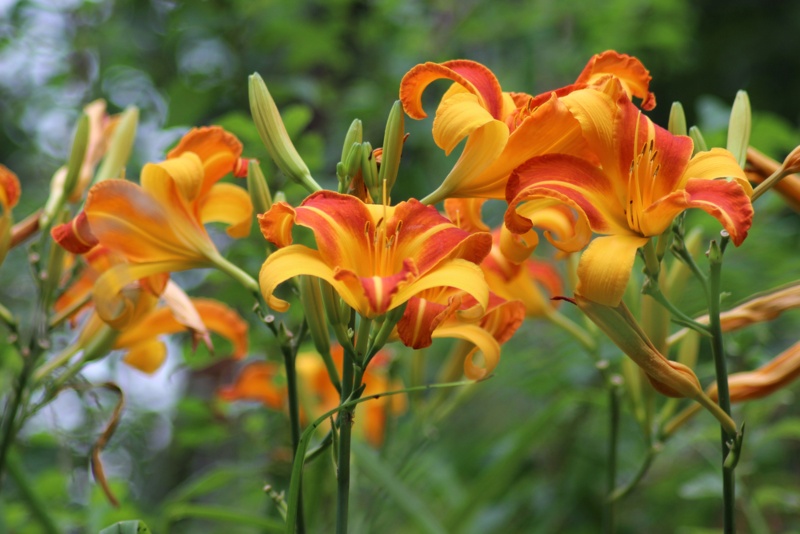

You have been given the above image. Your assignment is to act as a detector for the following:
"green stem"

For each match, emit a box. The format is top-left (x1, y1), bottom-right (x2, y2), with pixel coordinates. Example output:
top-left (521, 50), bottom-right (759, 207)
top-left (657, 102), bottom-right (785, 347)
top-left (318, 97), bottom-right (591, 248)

top-left (279, 323), bottom-right (306, 534)
top-left (213, 254), bottom-right (260, 294)
top-left (707, 237), bottom-right (737, 533)
top-left (643, 284), bottom-right (711, 336)
top-left (5, 449), bottom-right (60, 534)
top-left (609, 445), bottom-right (659, 501)
top-left (546, 310), bottom-right (597, 354)
top-left (604, 385), bottom-right (621, 534)
top-left (0, 356), bottom-right (33, 486)
top-left (285, 379), bottom-right (475, 534)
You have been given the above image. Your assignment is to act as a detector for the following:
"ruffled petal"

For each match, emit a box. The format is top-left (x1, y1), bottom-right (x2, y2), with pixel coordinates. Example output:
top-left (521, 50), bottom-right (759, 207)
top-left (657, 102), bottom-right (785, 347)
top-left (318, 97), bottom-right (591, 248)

top-left (400, 60), bottom-right (504, 120)
top-left (506, 154), bottom-right (629, 236)
top-left (258, 201), bottom-right (297, 248)
top-left (469, 93), bottom-right (593, 192)
top-left (258, 245), bottom-right (363, 314)
top-left (142, 153), bottom-right (205, 204)
top-left (199, 182), bottom-right (253, 238)
top-left (432, 323), bottom-right (501, 380)
top-left (641, 178), bottom-right (753, 244)
top-left (443, 198), bottom-right (490, 233)
top-left (574, 50), bottom-right (656, 110)
top-left (576, 234), bottom-right (650, 306)
top-left (681, 148), bottom-right (752, 195)
top-left (425, 118), bottom-right (510, 202)
top-left (392, 258), bottom-right (489, 313)
top-left (432, 92), bottom-right (499, 155)
top-left (396, 293), bottom-right (461, 349)
top-left (167, 126), bottom-right (243, 194)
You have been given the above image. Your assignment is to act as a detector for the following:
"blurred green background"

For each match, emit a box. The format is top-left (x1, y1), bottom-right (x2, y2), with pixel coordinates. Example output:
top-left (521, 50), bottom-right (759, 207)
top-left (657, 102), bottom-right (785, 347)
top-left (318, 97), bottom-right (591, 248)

top-left (2, 0), bottom-right (800, 532)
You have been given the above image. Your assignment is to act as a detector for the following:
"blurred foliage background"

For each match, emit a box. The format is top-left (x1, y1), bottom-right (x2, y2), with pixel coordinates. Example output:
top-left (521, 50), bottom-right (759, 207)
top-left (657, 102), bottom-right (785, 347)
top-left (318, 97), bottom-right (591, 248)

top-left (2, 0), bottom-right (800, 532)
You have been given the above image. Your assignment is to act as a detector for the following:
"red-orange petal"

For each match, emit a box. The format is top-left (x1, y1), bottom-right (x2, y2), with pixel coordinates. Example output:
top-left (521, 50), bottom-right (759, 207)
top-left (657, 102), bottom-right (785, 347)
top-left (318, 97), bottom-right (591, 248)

top-left (575, 50), bottom-right (656, 110)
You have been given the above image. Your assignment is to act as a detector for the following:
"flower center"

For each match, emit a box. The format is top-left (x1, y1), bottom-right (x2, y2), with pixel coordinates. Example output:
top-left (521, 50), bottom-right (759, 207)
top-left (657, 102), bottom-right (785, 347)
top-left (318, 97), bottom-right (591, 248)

top-left (626, 116), bottom-right (661, 235)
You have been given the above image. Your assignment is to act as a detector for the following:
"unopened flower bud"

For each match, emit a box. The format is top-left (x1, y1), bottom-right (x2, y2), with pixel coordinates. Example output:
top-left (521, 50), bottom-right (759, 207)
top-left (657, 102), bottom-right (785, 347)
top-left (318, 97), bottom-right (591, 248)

top-left (341, 119), bottom-right (363, 164)
top-left (727, 90), bottom-right (751, 168)
top-left (689, 126), bottom-right (708, 154)
top-left (377, 100), bottom-right (405, 195)
top-left (668, 101), bottom-right (687, 136)
top-left (247, 160), bottom-right (273, 214)
top-left (249, 73), bottom-right (321, 193)
top-left (94, 106), bottom-right (138, 183)
top-left (299, 275), bottom-right (331, 356)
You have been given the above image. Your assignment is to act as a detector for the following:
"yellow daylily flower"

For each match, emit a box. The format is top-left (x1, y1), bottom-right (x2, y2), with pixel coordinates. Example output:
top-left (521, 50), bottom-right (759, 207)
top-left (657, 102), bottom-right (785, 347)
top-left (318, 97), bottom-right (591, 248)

top-left (506, 84), bottom-right (754, 306)
top-left (258, 191), bottom-right (491, 318)
top-left (52, 127), bottom-right (255, 327)
top-left (399, 51), bottom-right (656, 205)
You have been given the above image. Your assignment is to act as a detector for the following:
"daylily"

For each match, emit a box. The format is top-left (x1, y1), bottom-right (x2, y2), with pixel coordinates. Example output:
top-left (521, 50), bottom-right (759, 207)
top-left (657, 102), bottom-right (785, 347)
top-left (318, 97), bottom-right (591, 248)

top-left (396, 287), bottom-right (524, 379)
top-left (0, 164), bottom-right (21, 266)
top-left (506, 87), bottom-right (754, 306)
top-left (39, 267), bottom-right (248, 377)
top-left (444, 198), bottom-right (566, 318)
top-left (258, 190), bottom-right (491, 318)
top-left (399, 50), bottom-right (655, 205)
top-left (52, 127), bottom-right (255, 326)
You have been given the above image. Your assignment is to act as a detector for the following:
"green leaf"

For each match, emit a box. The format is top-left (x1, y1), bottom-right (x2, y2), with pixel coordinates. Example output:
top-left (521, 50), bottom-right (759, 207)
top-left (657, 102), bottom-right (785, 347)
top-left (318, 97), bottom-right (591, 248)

top-left (353, 441), bottom-right (448, 534)
top-left (98, 520), bottom-right (152, 534)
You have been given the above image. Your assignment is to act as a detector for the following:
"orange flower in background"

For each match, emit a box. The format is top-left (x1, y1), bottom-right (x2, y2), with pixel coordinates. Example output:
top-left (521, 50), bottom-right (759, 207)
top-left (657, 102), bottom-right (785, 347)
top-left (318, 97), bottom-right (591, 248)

top-left (399, 51), bottom-right (655, 205)
top-left (52, 127), bottom-right (254, 327)
top-left (219, 347), bottom-right (405, 447)
top-left (218, 361), bottom-right (286, 409)
top-left (258, 190), bottom-right (491, 318)
top-left (0, 164), bottom-right (21, 265)
top-left (506, 86), bottom-right (754, 306)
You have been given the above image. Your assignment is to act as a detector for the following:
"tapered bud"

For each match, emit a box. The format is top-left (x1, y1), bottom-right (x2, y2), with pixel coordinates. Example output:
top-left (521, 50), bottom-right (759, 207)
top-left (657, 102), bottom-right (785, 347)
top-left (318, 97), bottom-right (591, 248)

top-left (668, 101), bottom-right (687, 136)
top-left (249, 73), bottom-right (321, 193)
top-left (247, 160), bottom-right (273, 214)
top-left (360, 141), bottom-right (380, 202)
top-left (377, 100), bottom-right (405, 195)
top-left (727, 90), bottom-right (751, 168)
top-left (689, 126), bottom-right (708, 154)
top-left (41, 113), bottom-right (89, 229)
top-left (95, 106), bottom-right (138, 183)
top-left (341, 119), bottom-right (363, 164)
top-left (299, 275), bottom-right (331, 356)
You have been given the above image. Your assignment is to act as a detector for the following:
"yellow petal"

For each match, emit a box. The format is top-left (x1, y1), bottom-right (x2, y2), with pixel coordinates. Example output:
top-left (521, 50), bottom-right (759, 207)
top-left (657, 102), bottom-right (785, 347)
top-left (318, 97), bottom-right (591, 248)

top-left (433, 323), bottom-right (500, 380)
top-left (122, 338), bottom-right (167, 374)
top-left (199, 183), bottom-right (253, 238)
top-left (576, 234), bottom-right (649, 307)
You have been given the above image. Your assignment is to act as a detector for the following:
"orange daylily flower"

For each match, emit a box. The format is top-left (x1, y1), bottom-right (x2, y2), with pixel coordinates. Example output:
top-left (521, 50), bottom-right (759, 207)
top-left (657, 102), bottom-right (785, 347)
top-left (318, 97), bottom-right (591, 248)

top-left (52, 127), bottom-right (254, 326)
top-left (396, 287), bottom-right (524, 379)
top-left (399, 51), bottom-right (654, 204)
top-left (258, 190), bottom-right (491, 318)
top-left (219, 347), bottom-right (405, 447)
top-left (444, 198), bottom-right (566, 318)
top-left (0, 164), bottom-right (21, 265)
top-left (506, 86), bottom-right (754, 306)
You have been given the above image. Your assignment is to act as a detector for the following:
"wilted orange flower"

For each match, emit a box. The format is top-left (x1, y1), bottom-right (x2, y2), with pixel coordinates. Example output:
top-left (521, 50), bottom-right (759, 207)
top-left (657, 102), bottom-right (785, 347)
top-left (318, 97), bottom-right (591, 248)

top-left (399, 51), bottom-right (655, 204)
top-left (258, 190), bottom-right (491, 318)
top-left (52, 127), bottom-right (254, 326)
top-left (506, 85), bottom-right (753, 306)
